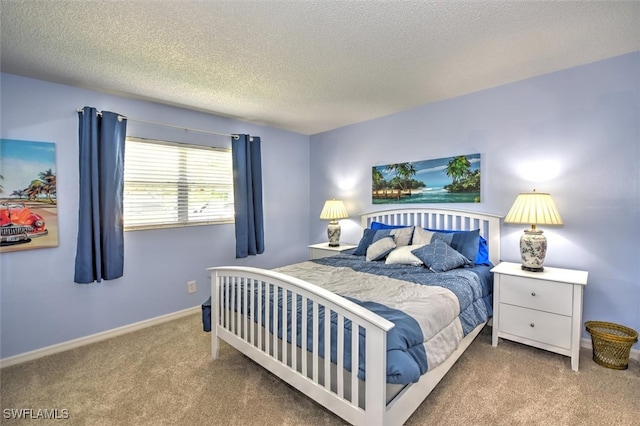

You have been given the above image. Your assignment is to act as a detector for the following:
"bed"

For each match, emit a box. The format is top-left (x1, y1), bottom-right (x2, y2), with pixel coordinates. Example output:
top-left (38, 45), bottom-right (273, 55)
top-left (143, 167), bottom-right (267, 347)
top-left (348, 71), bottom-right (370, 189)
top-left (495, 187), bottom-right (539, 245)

top-left (207, 208), bottom-right (501, 425)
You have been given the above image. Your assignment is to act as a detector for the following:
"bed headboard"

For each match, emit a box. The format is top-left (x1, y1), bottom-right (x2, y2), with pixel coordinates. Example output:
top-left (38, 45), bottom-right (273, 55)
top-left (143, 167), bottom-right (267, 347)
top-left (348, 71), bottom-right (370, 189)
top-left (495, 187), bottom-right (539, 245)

top-left (361, 208), bottom-right (502, 266)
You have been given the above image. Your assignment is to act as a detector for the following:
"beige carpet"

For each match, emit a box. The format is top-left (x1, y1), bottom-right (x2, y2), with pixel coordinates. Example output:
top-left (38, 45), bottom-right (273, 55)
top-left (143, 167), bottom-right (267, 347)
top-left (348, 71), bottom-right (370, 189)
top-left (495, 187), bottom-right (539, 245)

top-left (1, 313), bottom-right (638, 425)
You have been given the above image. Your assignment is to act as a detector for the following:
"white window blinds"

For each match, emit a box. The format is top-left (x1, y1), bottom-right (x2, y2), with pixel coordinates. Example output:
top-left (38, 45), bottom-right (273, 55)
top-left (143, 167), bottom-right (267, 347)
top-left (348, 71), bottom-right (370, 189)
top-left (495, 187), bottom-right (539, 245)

top-left (123, 137), bottom-right (234, 230)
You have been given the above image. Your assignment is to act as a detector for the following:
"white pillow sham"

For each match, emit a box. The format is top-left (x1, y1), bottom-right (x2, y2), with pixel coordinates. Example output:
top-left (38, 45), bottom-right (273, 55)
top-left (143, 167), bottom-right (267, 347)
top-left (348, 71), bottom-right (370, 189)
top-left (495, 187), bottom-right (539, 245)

top-left (412, 226), bottom-right (435, 245)
top-left (365, 237), bottom-right (396, 262)
top-left (385, 244), bottom-right (426, 266)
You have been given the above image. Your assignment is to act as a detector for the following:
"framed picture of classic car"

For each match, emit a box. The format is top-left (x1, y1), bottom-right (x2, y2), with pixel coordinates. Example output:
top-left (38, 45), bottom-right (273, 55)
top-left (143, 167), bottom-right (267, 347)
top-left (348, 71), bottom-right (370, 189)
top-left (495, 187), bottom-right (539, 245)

top-left (0, 139), bottom-right (58, 252)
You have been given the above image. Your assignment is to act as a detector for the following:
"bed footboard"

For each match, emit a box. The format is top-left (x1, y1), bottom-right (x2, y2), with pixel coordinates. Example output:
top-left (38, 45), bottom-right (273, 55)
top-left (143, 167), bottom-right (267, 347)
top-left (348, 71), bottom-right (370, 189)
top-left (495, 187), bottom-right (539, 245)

top-left (208, 266), bottom-right (395, 426)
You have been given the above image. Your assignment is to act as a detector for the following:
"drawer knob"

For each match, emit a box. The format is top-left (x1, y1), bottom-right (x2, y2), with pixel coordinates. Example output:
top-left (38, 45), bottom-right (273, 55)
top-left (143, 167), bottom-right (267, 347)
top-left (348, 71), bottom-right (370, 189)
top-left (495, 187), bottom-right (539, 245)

top-left (530, 323), bottom-right (535, 328)
top-left (531, 291), bottom-right (536, 296)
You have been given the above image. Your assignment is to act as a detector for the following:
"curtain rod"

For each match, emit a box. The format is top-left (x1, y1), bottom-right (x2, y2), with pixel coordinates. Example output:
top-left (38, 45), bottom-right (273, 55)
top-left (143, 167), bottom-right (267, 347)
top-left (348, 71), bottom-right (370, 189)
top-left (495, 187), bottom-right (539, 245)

top-left (76, 108), bottom-right (240, 140)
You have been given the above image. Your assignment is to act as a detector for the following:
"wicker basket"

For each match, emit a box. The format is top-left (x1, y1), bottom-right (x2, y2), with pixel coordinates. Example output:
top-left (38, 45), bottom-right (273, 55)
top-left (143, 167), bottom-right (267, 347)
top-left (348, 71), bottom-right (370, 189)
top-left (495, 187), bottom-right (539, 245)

top-left (585, 321), bottom-right (638, 370)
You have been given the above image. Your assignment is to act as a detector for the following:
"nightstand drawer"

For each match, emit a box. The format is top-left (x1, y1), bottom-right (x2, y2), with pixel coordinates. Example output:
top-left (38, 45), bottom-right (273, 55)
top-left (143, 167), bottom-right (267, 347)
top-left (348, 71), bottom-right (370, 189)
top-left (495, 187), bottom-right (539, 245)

top-left (500, 275), bottom-right (573, 316)
top-left (499, 303), bottom-right (572, 349)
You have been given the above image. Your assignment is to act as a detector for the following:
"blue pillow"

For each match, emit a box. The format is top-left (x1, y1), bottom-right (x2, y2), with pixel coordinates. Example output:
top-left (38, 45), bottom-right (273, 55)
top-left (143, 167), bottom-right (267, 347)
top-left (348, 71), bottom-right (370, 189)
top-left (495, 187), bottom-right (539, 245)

top-left (431, 231), bottom-right (453, 246)
top-left (370, 221), bottom-right (407, 230)
top-left (426, 228), bottom-right (484, 265)
top-left (353, 228), bottom-right (393, 256)
top-left (449, 229), bottom-right (480, 263)
top-left (476, 236), bottom-right (490, 265)
top-left (371, 229), bottom-right (393, 244)
top-left (411, 239), bottom-right (470, 272)
top-left (353, 228), bottom-right (377, 256)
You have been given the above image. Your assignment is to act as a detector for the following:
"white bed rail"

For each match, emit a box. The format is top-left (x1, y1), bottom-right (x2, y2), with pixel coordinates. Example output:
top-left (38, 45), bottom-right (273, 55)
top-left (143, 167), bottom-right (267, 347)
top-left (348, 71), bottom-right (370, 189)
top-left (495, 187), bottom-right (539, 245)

top-left (209, 266), bottom-right (395, 425)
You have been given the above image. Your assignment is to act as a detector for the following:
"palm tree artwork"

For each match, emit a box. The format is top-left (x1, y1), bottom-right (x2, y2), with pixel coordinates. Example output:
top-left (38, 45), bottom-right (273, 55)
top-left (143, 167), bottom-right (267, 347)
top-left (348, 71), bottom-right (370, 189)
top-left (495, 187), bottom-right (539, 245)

top-left (373, 153), bottom-right (480, 204)
top-left (0, 138), bottom-right (59, 252)
top-left (445, 156), bottom-right (471, 185)
top-left (1, 140), bottom-right (57, 198)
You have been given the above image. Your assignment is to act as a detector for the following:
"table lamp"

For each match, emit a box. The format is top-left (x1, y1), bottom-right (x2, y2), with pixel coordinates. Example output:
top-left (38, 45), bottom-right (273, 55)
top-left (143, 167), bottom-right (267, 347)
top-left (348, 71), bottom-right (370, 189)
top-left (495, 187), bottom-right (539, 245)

top-left (319, 199), bottom-right (349, 247)
top-left (504, 189), bottom-right (563, 272)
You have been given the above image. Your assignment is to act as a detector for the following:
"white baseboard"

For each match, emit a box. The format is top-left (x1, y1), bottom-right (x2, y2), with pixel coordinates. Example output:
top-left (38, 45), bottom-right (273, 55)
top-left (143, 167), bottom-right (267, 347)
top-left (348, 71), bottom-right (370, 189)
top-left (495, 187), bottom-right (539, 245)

top-left (0, 305), bottom-right (201, 369)
top-left (581, 337), bottom-right (640, 363)
top-left (2, 312), bottom-right (637, 369)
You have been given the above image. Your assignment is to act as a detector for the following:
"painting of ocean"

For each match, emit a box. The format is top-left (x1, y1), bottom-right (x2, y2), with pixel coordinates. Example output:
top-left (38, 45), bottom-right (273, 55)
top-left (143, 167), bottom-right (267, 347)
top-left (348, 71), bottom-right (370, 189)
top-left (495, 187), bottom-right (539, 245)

top-left (372, 153), bottom-right (480, 204)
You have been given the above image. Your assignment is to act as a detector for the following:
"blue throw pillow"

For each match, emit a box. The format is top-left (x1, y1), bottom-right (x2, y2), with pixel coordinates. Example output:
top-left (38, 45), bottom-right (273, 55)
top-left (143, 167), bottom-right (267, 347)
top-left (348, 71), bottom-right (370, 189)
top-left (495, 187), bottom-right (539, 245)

top-left (426, 228), bottom-right (483, 265)
top-left (449, 229), bottom-right (480, 263)
top-left (411, 239), bottom-right (470, 272)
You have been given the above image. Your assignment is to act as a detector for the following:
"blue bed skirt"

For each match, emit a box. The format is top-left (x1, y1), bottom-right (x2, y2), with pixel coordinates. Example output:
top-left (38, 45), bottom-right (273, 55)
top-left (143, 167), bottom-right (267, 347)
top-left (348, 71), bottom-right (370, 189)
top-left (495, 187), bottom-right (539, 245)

top-left (202, 296), bottom-right (211, 332)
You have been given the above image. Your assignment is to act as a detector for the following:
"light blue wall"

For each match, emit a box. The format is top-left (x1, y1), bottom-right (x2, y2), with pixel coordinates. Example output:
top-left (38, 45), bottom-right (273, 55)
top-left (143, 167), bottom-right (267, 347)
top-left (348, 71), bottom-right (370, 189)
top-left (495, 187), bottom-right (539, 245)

top-left (0, 73), bottom-right (310, 359)
top-left (310, 52), bottom-right (640, 348)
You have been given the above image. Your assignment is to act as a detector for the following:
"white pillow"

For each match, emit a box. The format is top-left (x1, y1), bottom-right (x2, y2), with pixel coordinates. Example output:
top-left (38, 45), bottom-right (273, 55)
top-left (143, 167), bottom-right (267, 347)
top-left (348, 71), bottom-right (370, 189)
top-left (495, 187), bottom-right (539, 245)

top-left (366, 237), bottom-right (396, 262)
top-left (390, 227), bottom-right (414, 246)
top-left (385, 244), bottom-right (426, 266)
top-left (412, 226), bottom-right (435, 245)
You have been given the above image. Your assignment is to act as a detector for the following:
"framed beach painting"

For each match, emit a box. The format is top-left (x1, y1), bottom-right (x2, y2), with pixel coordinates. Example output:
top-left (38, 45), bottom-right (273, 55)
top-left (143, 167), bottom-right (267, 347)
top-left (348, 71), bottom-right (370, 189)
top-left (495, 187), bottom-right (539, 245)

top-left (0, 139), bottom-right (59, 252)
top-left (372, 153), bottom-right (481, 204)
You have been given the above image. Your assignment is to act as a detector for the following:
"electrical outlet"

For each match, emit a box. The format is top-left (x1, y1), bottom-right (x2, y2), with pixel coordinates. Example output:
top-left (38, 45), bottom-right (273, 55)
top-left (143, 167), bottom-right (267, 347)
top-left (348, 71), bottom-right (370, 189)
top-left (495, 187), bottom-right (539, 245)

top-left (187, 280), bottom-right (197, 294)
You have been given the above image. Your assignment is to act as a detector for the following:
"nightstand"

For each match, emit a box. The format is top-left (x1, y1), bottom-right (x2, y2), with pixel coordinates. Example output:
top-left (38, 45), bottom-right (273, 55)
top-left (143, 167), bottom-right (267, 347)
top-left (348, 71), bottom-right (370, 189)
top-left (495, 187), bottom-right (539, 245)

top-left (491, 261), bottom-right (588, 371)
top-left (308, 242), bottom-right (357, 260)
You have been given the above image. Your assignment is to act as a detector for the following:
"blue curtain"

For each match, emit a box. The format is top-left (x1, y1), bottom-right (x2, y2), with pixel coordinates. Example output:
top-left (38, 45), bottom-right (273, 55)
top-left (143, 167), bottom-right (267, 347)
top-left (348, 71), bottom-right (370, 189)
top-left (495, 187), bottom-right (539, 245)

top-left (232, 134), bottom-right (264, 258)
top-left (74, 107), bottom-right (127, 283)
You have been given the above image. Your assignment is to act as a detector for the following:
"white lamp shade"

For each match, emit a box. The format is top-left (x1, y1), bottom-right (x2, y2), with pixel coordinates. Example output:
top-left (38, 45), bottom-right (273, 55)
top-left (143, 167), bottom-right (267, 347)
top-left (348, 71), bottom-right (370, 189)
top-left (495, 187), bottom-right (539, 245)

top-left (504, 191), bottom-right (563, 226)
top-left (319, 199), bottom-right (349, 221)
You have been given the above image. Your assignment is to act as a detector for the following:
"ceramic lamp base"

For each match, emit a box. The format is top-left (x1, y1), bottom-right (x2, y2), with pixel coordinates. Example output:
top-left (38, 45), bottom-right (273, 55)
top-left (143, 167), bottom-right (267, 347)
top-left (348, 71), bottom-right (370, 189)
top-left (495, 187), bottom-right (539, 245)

top-left (327, 221), bottom-right (341, 247)
top-left (522, 264), bottom-right (544, 272)
top-left (519, 228), bottom-right (547, 272)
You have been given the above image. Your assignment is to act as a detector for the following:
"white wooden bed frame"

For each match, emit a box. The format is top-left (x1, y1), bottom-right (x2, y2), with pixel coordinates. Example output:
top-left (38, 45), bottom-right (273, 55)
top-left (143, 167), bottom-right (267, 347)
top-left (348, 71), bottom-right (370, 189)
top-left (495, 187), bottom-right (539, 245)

top-left (209, 208), bottom-right (501, 425)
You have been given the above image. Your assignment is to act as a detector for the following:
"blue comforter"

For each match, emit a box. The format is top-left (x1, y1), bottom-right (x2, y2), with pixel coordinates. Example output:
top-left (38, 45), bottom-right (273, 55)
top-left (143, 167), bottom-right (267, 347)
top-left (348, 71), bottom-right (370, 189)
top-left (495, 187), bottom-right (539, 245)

top-left (313, 253), bottom-right (493, 335)
top-left (205, 253), bottom-right (492, 385)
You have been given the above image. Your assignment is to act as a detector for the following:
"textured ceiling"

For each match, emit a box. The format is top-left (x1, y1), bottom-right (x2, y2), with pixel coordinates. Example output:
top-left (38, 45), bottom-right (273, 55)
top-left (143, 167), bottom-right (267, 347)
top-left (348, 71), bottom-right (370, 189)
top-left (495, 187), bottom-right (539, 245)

top-left (1, 1), bottom-right (639, 135)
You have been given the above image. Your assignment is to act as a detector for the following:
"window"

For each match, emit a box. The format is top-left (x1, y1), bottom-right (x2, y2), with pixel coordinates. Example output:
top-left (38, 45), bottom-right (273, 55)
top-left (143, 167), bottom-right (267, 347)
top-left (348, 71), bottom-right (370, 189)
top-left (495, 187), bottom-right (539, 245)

top-left (123, 137), bottom-right (234, 230)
